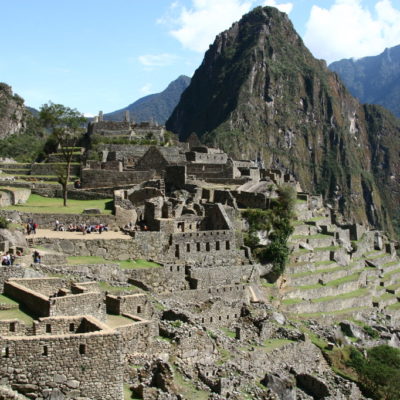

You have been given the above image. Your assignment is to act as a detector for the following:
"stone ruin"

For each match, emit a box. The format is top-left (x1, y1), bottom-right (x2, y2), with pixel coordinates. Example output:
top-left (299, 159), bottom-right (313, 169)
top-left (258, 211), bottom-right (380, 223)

top-left (1, 135), bottom-right (400, 399)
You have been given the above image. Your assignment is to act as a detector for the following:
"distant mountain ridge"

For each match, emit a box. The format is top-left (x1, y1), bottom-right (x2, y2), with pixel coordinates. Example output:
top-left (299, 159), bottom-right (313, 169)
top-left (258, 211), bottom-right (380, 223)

top-left (104, 75), bottom-right (191, 125)
top-left (329, 45), bottom-right (400, 118)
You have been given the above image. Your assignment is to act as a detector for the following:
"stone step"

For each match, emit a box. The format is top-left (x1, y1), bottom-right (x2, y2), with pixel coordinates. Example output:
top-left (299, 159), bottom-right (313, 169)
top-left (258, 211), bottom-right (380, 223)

top-left (290, 248), bottom-right (334, 264)
top-left (292, 223), bottom-right (319, 236)
top-left (386, 283), bottom-right (400, 295)
top-left (381, 268), bottom-right (400, 285)
top-left (286, 266), bottom-right (362, 287)
top-left (281, 289), bottom-right (371, 314)
top-left (286, 260), bottom-right (337, 275)
top-left (1, 169), bottom-right (31, 175)
top-left (0, 163), bottom-right (31, 169)
top-left (372, 293), bottom-right (400, 309)
top-left (282, 272), bottom-right (364, 300)
top-left (290, 234), bottom-right (335, 249)
top-left (377, 261), bottom-right (400, 273)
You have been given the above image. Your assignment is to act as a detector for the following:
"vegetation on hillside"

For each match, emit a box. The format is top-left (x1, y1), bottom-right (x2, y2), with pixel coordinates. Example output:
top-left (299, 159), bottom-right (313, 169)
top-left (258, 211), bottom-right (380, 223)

top-left (242, 185), bottom-right (296, 280)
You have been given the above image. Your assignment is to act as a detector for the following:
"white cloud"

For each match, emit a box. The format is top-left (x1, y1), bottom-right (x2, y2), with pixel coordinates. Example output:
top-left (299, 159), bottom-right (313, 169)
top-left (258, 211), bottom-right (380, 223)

top-left (139, 84), bottom-right (152, 95)
top-left (168, 0), bottom-right (253, 52)
top-left (138, 53), bottom-right (178, 67)
top-left (304, 0), bottom-right (400, 63)
top-left (263, 0), bottom-right (293, 14)
top-left (83, 112), bottom-right (95, 118)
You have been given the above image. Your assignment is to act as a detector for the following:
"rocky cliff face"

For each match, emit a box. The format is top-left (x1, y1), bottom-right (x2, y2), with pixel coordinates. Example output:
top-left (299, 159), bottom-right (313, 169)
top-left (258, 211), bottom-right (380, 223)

top-left (0, 83), bottom-right (27, 139)
top-left (330, 45), bottom-right (400, 118)
top-left (167, 6), bottom-right (400, 234)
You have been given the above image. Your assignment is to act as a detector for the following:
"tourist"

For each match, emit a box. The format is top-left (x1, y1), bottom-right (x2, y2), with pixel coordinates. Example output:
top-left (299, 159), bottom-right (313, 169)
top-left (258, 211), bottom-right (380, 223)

top-left (54, 220), bottom-right (59, 231)
top-left (32, 250), bottom-right (41, 264)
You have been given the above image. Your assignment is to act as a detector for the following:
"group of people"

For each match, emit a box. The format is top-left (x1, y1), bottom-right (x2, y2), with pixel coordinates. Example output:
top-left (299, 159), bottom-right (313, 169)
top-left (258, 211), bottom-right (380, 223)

top-left (1, 251), bottom-right (15, 266)
top-left (26, 220), bottom-right (38, 235)
top-left (54, 220), bottom-right (109, 234)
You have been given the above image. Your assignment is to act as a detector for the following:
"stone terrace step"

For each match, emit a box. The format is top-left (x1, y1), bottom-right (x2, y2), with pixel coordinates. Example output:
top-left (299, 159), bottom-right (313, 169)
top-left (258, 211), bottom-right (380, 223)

top-left (381, 268), bottom-right (400, 285)
top-left (0, 163), bottom-right (31, 169)
top-left (290, 247), bottom-right (338, 264)
top-left (373, 292), bottom-right (400, 309)
top-left (290, 234), bottom-right (335, 249)
top-left (286, 264), bottom-right (362, 286)
top-left (282, 288), bottom-right (371, 314)
top-left (282, 272), bottom-right (364, 301)
top-left (1, 169), bottom-right (31, 175)
top-left (292, 223), bottom-right (319, 236)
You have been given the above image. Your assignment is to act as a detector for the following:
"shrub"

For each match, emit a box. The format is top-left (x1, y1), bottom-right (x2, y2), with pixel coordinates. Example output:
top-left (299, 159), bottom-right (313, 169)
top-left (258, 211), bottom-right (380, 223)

top-left (0, 216), bottom-right (9, 229)
top-left (348, 345), bottom-right (400, 400)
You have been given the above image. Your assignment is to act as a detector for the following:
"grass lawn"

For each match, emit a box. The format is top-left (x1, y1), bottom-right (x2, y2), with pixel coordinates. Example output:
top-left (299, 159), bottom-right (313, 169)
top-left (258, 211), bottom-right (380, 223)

top-left (0, 308), bottom-right (34, 325)
top-left (261, 339), bottom-right (294, 351)
top-left (0, 294), bottom-right (18, 306)
top-left (4, 194), bottom-right (113, 214)
top-left (106, 314), bottom-right (135, 328)
top-left (67, 256), bottom-right (161, 269)
top-left (173, 369), bottom-right (209, 400)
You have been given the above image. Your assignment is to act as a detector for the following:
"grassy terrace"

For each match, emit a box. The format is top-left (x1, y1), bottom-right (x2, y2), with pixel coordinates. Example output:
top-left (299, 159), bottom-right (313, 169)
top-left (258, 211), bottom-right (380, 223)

top-left (106, 314), bottom-right (135, 328)
top-left (291, 265), bottom-right (343, 278)
top-left (296, 272), bottom-right (361, 290)
top-left (4, 194), bottom-right (113, 214)
top-left (0, 308), bottom-right (34, 325)
top-left (311, 288), bottom-right (369, 303)
top-left (67, 256), bottom-right (161, 269)
top-left (291, 233), bottom-right (333, 240)
top-left (382, 268), bottom-right (400, 281)
top-left (314, 245), bottom-right (340, 252)
top-left (0, 294), bottom-right (18, 306)
top-left (387, 302), bottom-right (400, 310)
top-left (297, 306), bottom-right (369, 319)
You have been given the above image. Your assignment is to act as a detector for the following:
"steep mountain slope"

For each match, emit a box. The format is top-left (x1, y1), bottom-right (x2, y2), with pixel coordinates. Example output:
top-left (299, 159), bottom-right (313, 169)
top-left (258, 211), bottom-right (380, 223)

top-left (0, 83), bottom-right (28, 139)
top-left (329, 45), bottom-right (400, 118)
top-left (166, 6), bottom-right (400, 235)
top-left (105, 75), bottom-right (190, 124)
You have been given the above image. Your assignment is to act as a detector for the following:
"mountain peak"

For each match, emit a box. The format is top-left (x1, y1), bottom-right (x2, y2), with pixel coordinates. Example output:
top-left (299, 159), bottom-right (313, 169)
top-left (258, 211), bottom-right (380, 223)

top-left (166, 5), bottom-right (400, 236)
top-left (104, 75), bottom-right (191, 124)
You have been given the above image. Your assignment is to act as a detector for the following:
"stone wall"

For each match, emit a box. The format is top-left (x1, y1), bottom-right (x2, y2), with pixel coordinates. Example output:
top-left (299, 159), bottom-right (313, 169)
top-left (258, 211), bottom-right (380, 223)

top-left (4, 279), bottom-right (106, 321)
top-left (0, 317), bottom-right (123, 400)
top-left (9, 277), bottom-right (64, 296)
top-left (0, 266), bottom-right (24, 292)
top-left (0, 320), bottom-right (26, 337)
top-left (186, 152), bottom-right (228, 164)
top-left (0, 188), bottom-right (30, 207)
top-left (81, 168), bottom-right (155, 189)
top-left (4, 280), bottom-right (50, 317)
top-left (30, 163), bottom-right (81, 176)
top-left (115, 315), bottom-right (156, 354)
top-left (186, 163), bottom-right (234, 179)
top-left (188, 264), bottom-right (257, 289)
top-left (106, 294), bottom-right (153, 318)
top-left (159, 284), bottom-right (249, 304)
top-left (0, 210), bottom-right (117, 229)
top-left (49, 292), bottom-right (106, 321)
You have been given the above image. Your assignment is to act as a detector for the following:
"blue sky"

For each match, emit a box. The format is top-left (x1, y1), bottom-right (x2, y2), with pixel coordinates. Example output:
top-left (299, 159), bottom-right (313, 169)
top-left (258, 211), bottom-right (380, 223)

top-left (1, 0), bottom-right (399, 116)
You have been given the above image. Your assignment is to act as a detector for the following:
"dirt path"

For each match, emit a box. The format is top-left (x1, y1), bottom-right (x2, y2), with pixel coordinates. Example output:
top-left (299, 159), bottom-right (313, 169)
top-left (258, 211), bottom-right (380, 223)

top-left (26, 229), bottom-right (131, 240)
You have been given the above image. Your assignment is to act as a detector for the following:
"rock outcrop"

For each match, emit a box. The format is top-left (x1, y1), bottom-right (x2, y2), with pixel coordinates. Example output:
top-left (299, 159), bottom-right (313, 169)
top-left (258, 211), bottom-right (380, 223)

top-left (0, 83), bottom-right (27, 139)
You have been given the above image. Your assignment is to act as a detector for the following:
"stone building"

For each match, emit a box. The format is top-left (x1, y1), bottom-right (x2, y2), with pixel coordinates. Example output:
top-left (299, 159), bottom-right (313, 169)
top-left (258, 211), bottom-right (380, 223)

top-left (0, 315), bottom-right (123, 400)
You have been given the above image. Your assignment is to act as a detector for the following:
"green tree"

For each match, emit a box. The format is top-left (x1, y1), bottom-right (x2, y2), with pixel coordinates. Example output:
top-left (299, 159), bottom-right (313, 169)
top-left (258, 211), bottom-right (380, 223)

top-left (39, 102), bottom-right (86, 206)
top-left (348, 345), bottom-right (400, 400)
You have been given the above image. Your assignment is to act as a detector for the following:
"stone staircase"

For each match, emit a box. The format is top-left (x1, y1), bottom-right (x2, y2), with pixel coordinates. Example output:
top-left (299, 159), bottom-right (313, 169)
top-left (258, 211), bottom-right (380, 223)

top-left (276, 199), bottom-right (400, 317)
